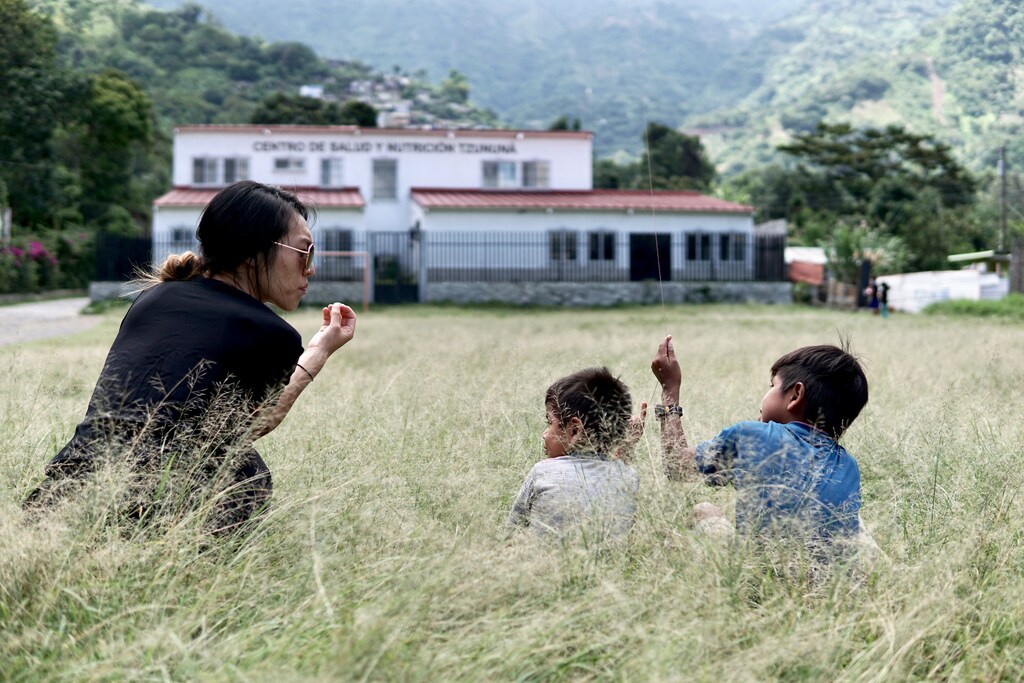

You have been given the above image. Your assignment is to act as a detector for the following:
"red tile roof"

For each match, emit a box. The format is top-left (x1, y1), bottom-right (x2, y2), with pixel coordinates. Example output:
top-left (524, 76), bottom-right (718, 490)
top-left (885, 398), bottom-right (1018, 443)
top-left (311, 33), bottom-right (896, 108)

top-left (173, 124), bottom-right (591, 140)
top-left (154, 186), bottom-right (365, 209)
top-left (411, 189), bottom-right (753, 213)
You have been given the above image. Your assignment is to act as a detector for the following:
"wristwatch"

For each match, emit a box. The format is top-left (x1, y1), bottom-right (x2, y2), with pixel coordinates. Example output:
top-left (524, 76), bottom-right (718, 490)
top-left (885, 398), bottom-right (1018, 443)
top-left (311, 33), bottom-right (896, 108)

top-left (654, 404), bottom-right (684, 418)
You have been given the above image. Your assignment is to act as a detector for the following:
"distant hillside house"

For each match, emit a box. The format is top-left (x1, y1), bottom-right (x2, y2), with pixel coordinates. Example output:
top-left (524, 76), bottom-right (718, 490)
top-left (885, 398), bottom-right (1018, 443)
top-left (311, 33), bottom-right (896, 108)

top-left (152, 125), bottom-right (772, 303)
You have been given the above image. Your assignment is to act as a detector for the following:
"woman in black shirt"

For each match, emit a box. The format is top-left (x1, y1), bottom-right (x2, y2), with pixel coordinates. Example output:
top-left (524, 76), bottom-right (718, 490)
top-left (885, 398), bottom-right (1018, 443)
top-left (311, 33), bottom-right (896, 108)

top-left (26, 181), bottom-right (357, 533)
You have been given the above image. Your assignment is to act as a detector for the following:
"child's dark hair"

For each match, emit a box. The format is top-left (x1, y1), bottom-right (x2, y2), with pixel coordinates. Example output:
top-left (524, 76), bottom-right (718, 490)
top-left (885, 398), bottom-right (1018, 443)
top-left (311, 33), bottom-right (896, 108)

top-left (545, 367), bottom-right (631, 451)
top-left (771, 344), bottom-right (868, 439)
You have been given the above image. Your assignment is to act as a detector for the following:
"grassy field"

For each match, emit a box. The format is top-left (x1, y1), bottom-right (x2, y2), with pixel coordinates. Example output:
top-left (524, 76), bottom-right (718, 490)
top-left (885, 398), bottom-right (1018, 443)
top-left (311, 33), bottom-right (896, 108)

top-left (3, 303), bottom-right (1024, 681)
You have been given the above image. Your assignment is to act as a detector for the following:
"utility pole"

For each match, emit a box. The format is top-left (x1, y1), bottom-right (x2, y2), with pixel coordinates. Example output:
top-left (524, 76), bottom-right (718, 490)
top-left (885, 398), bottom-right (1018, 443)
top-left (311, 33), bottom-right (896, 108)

top-left (999, 146), bottom-right (1007, 253)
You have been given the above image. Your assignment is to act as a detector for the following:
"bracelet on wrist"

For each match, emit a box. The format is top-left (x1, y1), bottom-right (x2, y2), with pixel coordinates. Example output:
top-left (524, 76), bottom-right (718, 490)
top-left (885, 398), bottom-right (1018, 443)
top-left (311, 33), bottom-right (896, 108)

top-left (654, 403), bottom-right (683, 419)
top-left (296, 362), bottom-right (315, 382)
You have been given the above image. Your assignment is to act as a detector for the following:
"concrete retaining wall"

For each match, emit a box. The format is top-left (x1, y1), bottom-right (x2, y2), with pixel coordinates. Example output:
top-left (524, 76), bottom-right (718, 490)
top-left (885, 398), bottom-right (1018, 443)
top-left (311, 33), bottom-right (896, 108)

top-left (90, 281), bottom-right (369, 307)
top-left (423, 281), bottom-right (792, 306)
top-left (92, 280), bottom-right (792, 307)
top-left (305, 282), bottom-right (367, 305)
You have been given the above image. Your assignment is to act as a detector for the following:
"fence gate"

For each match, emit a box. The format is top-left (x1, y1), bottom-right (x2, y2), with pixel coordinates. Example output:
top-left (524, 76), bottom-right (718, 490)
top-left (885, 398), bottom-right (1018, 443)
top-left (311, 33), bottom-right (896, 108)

top-left (94, 233), bottom-right (152, 281)
top-left (370, 231), bottom-right (420, 304)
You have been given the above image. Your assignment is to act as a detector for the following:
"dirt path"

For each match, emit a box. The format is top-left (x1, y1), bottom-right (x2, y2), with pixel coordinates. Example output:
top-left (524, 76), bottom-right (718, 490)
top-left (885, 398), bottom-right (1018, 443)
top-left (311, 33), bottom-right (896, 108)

top-left (925, 56), bottom-right (948, 126)
top-left (0, 297), bottom-right (103, 346)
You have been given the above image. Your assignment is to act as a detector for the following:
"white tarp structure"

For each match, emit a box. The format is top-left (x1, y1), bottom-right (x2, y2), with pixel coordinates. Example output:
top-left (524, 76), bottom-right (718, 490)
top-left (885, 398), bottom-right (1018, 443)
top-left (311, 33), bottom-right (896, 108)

top-left (878, 270), bottom-right (1009, 313)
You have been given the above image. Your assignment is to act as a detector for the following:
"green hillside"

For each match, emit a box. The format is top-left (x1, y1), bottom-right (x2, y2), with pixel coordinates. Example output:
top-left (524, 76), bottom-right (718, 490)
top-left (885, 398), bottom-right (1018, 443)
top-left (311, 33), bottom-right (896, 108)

top-left (142, 0), bottom-right (806, 157)
top-left (695, 0), bottom-right (1022, 174)
top-left (29, 0), bottom-right (501, 135)
top-left (16, 0), bottom-right (1020, 174)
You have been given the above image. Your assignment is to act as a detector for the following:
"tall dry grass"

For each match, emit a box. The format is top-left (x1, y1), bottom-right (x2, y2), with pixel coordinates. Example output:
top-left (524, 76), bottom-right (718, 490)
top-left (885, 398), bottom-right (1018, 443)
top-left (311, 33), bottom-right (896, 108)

top-left (3, 303), bottom-right (1024, 681)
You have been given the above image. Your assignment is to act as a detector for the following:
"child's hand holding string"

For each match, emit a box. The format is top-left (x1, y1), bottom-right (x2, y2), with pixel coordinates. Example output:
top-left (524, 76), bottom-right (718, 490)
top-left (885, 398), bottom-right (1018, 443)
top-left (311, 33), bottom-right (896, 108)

top-left (651, 334), bottom-right (682, 402)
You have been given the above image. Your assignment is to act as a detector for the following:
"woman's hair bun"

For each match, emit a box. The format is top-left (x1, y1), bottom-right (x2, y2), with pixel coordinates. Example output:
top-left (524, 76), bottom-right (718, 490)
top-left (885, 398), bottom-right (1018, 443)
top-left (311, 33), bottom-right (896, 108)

top-left (158, 251), bottom-right (206, 282)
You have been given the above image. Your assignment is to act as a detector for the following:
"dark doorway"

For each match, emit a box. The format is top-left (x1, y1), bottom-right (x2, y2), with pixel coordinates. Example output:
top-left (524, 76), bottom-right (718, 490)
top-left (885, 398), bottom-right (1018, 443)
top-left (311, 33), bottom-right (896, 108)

top-left (629, 233), bottom-right (671, 282)
top-left (371, 231), bottom-right (420, 304)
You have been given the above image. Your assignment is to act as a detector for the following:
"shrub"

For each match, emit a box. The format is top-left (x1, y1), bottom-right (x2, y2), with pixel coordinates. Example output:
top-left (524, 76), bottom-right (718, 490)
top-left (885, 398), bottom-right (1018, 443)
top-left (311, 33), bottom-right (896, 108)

top-left (0, 231), bottom-right (96, 294)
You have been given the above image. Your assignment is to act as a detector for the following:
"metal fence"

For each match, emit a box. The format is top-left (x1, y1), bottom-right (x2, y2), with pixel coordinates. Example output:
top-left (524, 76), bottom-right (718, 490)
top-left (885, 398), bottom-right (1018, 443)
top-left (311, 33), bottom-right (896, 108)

top-left (100, 231), bottom-right (785, 285)
top-left (423, 232), bottom-right (786, 283)
top-left (94, 233), bottom-right (152, 281)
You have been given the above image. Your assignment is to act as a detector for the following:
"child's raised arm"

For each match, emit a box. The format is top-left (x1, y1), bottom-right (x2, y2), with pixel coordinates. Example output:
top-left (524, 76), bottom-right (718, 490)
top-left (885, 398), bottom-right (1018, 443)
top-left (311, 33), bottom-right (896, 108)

top-left (651, 335), bottom-right (698, 481)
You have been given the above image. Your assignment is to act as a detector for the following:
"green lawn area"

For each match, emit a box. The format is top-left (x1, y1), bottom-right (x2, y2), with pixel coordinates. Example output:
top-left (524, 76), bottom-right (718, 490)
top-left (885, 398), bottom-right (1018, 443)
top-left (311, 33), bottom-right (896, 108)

top-left (3, 304), bottom-right (1024, 681)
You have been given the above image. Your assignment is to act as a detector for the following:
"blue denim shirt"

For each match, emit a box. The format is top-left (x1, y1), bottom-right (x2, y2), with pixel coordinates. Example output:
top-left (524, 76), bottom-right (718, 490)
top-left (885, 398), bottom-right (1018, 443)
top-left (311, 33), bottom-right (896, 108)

top-left (695, 421), bottom-right (861, 540)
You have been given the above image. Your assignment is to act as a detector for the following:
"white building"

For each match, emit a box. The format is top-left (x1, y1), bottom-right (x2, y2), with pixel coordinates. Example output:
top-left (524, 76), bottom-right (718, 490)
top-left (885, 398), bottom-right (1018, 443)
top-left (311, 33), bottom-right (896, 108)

top-left (152, 125), bottom-right (772, 304)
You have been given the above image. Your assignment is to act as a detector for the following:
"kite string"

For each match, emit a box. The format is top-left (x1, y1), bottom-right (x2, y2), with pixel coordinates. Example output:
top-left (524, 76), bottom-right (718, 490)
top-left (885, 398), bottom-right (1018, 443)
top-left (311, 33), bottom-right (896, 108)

top-left (638, 104), bottom-right (671, 342)
top-left (639, 100), bottom-right (676, 441)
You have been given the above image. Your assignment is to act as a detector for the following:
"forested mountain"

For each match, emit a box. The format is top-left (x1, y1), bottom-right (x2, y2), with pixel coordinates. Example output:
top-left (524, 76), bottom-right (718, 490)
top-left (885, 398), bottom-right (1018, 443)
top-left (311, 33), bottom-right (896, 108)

top-left (144, 0), bottom-right (986, 162)
top-left (30, 0), bottom-right (499, 133)
top-left (142, 0), bottom-right (1023, 177)
top-left (695, 0), bottom-right (1024, 174)
top-left (143, 0), bottom-right (806, 157)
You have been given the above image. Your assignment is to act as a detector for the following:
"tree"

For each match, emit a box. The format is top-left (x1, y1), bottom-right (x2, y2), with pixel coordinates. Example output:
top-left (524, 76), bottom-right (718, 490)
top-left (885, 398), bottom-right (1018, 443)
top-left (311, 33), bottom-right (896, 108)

top-left (593, 122), bottom-right (715, 190)
top-left (250, 93), bottom-right (377, 126)
top-left (339, 99), bottom-right (378, 127)
top-left (772, 122), bottom-right (984, 270)
top-left (0, 0), bottom-right (63, 227)
top-left (778, 122), bottom-right (977, 211)
top-left (641, 122), bottom-right (716, 190)
top-left (73, 70), bottom-right (155, 226)
top-left (439, 69), bottom-right (470, 105)
top-left (593, 158), bottom-right (638, 189)
top-left (548, 115), bottom-right (581, 132)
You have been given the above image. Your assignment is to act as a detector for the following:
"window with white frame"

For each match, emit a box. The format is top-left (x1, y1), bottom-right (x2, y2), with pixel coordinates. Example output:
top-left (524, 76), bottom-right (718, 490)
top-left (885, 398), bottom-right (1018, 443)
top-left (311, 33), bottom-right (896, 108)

top-left (223, 157), bottom-right (250, 184)
top-left (588, 231), bottom-right (615, 261)
top-left (549, 229), bottom-right (578, 261)
top-left (482, 161), bottom-right (516, 189)
top-left (321, 158), bottom-right (344, 187)
top-left (522, 160), bottom-right (550, 189)
top-left (686, 233), bottom-right (711, 261)
top-left (719, 233), bottom-right (746, 261)
top-left (192, 158), bottom-right (218, 186)
top-left (274, 158), bottom-right (305, 172)
top-left (372, 159), bottom-right (398, 200)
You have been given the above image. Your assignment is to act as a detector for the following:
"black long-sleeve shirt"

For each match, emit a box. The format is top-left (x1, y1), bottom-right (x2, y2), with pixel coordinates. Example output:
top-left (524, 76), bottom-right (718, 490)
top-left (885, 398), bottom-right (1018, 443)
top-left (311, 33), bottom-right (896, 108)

top-left (51, 277), bottom-right (303, 467)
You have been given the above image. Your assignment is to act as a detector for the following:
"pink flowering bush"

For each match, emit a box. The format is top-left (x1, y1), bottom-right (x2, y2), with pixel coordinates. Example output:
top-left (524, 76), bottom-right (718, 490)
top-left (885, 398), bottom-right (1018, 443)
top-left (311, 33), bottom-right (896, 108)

top-left (0, 232), bottom-right (95, 295)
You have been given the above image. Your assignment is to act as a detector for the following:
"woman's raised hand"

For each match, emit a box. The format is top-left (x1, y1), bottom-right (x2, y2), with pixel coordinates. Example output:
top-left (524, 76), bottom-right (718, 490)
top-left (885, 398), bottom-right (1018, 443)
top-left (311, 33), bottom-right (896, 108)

top-left (308, 302), bottom-right (357, 355)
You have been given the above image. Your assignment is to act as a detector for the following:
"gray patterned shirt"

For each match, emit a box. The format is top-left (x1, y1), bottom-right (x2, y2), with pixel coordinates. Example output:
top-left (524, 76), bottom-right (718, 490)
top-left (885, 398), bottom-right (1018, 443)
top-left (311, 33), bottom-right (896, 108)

top-left (507, 452), bottom-right (639, 541)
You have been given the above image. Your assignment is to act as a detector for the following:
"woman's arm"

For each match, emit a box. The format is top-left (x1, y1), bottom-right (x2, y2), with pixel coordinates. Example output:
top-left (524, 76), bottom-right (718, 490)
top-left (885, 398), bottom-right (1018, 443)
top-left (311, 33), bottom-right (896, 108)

top-left (255, 302), bottom-right (357, 437)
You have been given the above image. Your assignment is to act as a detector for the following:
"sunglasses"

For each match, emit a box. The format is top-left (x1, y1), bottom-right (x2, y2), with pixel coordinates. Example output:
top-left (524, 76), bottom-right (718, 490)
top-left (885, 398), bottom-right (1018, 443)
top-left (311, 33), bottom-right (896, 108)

top-left (274, 241), bottom-right (315, 271)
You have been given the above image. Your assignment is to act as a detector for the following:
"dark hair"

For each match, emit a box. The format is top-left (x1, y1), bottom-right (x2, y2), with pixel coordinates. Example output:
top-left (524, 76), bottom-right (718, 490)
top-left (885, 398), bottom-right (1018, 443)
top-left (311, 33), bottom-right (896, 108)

top-left (146, 181), bottom-right (310, 298)
top-left (771, 344), bottom-right (868, 439)
top-left (545, 367), bottom-right (632, 452)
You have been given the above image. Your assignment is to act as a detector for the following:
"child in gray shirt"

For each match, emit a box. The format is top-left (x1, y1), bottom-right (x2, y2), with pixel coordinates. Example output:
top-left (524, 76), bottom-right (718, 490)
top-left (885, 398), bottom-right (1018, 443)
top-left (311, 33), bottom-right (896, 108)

top-left (507, 367), bottom-right (641, 541)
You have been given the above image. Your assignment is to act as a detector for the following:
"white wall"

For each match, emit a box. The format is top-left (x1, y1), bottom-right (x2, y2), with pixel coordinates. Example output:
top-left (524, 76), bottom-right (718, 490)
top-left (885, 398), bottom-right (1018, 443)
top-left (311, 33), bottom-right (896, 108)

top-left (173, 128), bottom-right (592, 232)
top-left (878, 270), bottom-right (1009, 313)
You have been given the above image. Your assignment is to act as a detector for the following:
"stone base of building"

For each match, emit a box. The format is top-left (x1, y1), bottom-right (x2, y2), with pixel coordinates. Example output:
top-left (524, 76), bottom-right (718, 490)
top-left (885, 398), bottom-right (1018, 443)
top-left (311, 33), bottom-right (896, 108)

top-left (91, 280), bottom-right (792, 307)
top-left (422, 281), bottom-right (792, 306)
top-left (305, 282), bottom-right (370, 306)
top-left (90, 281), bottom-right (371, 307)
